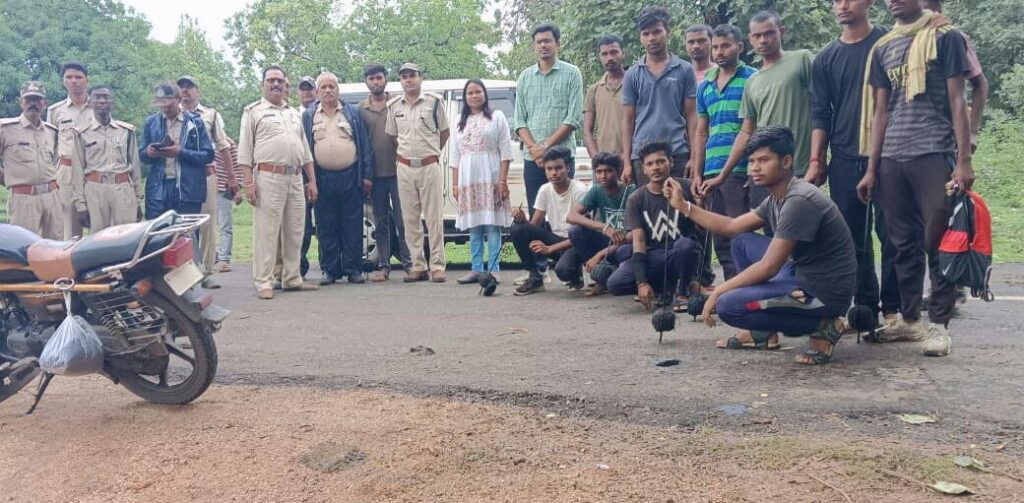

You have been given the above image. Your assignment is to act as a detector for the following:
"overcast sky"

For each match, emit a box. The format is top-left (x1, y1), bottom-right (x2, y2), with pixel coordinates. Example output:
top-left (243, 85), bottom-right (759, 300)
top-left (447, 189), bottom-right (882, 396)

top-left (121, 0), bottom-right (251, 54)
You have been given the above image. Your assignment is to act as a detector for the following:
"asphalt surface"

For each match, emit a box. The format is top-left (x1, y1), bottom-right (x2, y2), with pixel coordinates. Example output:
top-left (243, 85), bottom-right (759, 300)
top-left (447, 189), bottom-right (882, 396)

top-left (209, 263), bottom-right (1024, 455)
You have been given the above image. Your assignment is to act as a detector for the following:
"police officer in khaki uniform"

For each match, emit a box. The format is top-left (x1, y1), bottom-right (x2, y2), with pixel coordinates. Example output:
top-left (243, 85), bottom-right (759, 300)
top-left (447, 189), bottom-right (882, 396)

top-left (385, 63), bottom-right (450, 283)
top-left (1, 82), bottom-right (62, 239)
top-left (47, 62), bottom-right (93, 239)
top-left (70, 86), bottom-right (143, 231)
top-left (238, 65), bottom-right (320, 299)
top-left (178, 75), bottom-right (237, 290)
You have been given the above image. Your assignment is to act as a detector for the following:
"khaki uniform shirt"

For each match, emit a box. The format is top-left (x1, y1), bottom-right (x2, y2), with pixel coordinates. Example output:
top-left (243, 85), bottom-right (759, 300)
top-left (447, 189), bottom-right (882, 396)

top-left (46, 98), bottom-right (93, 162)
top-left (384, 92), bottom-right (448, 160)
top-left (359, 96), bottom-right (398, 177)
top-left (237, 98), bottom-right (312, 169)
top-left (162, 112), bottom-right (184, 178)
top-left (0, 116), bottom-right (58, 187)
top-left (584, 74), bottom-right (624, 154)
top-left (311, 102), bottom-right (357, 171)
top-left (71, 119), bottom-right (143, 210)
top-left (189, 103), bottom-right (232, 153)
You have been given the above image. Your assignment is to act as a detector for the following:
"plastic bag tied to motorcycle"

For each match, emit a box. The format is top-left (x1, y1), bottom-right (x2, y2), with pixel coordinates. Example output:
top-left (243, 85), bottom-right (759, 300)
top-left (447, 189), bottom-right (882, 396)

top-left (39, 280), bottom-right (104, 376)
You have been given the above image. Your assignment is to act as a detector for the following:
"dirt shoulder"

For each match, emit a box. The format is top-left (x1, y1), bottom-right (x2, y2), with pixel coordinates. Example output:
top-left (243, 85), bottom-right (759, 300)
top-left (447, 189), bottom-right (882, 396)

top-left (2, 379), bottom-right (1021, 502)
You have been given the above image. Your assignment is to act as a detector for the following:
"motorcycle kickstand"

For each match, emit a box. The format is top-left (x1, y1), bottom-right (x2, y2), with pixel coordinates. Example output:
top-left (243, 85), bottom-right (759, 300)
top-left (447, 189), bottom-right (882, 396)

top-left (25, 372), bottom-right (54, 415)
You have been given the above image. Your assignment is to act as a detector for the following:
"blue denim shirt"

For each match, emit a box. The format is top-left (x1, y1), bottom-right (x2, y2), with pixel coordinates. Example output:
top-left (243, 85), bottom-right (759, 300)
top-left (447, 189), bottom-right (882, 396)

top-left (139, 110), bottom-right (214, 206)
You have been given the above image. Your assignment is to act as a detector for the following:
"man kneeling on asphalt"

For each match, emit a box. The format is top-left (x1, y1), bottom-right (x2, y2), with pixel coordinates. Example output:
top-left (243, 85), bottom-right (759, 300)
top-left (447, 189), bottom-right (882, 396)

top-left (606, 142), bottom-right (701, 311)
top-left (511, 146), bottom-right (588, 296)
top-left (565, 152), bottom-right (635, 296)
top-left (662, 126), bottom-right (856, 365)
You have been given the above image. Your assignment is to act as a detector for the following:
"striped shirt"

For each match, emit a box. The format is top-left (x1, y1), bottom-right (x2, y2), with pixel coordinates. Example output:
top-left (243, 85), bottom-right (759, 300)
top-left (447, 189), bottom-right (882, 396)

top-left (214, 144), bottom-right (241, 193)
top-left (513, 59), bottom-right (584, 153)
top-left (697, 63), bottom-right (756, 176)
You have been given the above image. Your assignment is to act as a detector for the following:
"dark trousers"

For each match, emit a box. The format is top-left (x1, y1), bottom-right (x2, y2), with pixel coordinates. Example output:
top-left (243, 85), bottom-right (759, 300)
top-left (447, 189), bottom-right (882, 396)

top-left (707, 173), bottom-right (750, 280)
top-left (559, 225), bottom-right (614, 283)
top-left (878, 153), bottom-right (957, 325)
top-left (146, 179), bottom-right (202, 218)
top-left (370, 175), bottom-right (412, 271)
top-left (523, 158), bottom-right (576, 216)
top-left (314, 167), bottom-right (364, 278)
top-left (606, 238), bottom-right (700, 297)
top-left (828, 156), bottom-right (900, 314)
top-left (510, 222), bottom-right (578, 281)
top-left (717, 233), bottom-right (848, 335)
top-left (300, 198), bottom-right (315, 278)
top-left (630, 154), bottom-right (688, 188)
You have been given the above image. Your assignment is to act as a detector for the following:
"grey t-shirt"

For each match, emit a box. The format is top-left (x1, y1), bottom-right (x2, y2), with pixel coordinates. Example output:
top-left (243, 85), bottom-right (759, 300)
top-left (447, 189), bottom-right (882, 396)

top-left (753, 178), bottom-right (856, 308)
top-left (622, 55), bottom-right (697, 160)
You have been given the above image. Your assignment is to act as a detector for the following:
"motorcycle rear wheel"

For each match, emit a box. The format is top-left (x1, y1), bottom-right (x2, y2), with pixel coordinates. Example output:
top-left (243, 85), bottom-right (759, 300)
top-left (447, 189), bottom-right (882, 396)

top-left (117, 292), bottom-right (217, 404)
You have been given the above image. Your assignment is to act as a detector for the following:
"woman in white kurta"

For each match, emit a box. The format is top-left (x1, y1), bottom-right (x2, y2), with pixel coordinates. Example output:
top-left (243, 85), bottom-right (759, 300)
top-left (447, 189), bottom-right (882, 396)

top-left (450, 79), bottom-right (513, 284)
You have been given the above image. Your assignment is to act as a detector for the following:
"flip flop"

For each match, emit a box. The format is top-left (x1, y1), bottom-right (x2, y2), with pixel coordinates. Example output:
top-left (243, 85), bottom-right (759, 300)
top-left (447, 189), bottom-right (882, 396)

top-left (716, 331), bottom-right (780, 350)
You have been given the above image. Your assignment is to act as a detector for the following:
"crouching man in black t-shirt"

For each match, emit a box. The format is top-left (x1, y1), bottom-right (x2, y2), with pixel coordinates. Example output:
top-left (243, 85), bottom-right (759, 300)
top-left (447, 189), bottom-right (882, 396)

top-left (663, 126), bottom-right (857, 365)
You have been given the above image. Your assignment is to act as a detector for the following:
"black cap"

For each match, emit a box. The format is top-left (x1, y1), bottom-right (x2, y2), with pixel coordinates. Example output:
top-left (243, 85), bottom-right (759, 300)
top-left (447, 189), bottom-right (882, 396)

top-left (298, 76), bottom-right (315, 90)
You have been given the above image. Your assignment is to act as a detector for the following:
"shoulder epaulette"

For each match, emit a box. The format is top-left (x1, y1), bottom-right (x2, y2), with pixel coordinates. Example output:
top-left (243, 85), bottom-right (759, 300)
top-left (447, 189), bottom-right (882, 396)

top-left (423, 92), bottom-right (444, 102)
top-left (46, 100), bottom-right (67, 112)
top-left (386, 95), bottom-right (403, 107)
top-left (112, 120), bottom-right (135, 131)
top-left (0, 117), bottom-right (20, 126)
top-left (243, 101), bottom-right (261, 112)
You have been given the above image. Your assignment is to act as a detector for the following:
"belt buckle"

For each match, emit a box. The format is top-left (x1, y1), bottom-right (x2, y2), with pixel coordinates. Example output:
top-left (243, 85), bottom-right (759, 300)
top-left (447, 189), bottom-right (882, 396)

top-left (101, 173), bottom-right (114, 184)
top-left (409, 158), bottom-right (423, 168)
top-left (285, 164), bottom-right (298, 175)
top-left (33, 182), bottom-right (51, 194)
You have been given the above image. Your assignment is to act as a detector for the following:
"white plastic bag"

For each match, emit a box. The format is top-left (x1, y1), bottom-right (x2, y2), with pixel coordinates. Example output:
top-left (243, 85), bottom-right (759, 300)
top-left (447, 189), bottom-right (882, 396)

top-left (39, 296), bottom-right (104, 376)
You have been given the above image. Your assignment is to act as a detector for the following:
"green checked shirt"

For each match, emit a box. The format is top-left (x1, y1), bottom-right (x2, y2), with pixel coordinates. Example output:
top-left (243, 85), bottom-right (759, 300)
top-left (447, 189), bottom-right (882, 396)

top-left (514, 59), bottom-right (584, 154)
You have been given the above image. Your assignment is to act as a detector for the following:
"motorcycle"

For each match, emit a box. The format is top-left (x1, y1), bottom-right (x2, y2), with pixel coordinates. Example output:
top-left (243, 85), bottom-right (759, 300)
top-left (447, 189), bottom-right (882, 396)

top-left (0, 211), bottom-right (228, 411)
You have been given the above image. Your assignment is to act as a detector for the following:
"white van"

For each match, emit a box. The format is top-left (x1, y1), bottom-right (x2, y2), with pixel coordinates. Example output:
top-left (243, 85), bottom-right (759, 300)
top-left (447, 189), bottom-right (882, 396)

top-left (339, 79), bottom-right (592, 252)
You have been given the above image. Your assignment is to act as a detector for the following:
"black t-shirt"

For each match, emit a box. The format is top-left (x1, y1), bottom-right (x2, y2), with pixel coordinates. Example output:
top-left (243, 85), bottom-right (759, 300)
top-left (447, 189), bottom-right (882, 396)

top-left (754, 179), bottom-right (856, 308)
top-left (869, 29), bottom-right (970, 161)
top-left (624, 178), bottom-right (696, 248)
top-left (811, 26), bottom-right (888, 161)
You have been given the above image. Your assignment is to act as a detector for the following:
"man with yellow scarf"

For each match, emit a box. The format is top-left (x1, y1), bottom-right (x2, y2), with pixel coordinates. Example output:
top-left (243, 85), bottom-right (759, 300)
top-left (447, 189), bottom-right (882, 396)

top-left (855, 0), bottom-right (974, 357)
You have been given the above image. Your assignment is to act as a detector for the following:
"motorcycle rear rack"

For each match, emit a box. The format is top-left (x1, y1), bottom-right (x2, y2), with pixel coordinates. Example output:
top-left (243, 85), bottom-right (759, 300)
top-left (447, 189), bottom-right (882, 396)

top-left (100, 212), bottom-right (209, 275)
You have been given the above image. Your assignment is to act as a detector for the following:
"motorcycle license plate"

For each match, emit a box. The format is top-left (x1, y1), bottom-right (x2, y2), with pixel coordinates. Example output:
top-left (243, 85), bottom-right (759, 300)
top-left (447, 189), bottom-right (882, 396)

top-left (164, 260), bottom-right (203, 296)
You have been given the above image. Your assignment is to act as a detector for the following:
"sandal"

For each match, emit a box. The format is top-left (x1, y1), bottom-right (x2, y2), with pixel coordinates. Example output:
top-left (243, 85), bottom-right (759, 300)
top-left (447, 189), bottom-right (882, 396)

top-left (369, 270), bottom-right (390, 282)
top-left (672, 295), bottom-right (689, 313)
top-left (716, 331), bottom-right (780, 350)
top-left (794, 318), bottom-right (843, 365)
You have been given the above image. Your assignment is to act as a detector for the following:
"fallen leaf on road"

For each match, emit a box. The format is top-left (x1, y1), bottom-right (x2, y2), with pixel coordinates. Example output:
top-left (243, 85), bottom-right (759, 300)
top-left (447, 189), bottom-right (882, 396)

top-left (409, 345), bottom-right (435, 356)
top-left (953, 455), bottom-right (990, 472)
top-left (897, 414), bottom-right (937, 425)
top-left (931, 481), bottom-right (973, 495)
top-left (596, 463), bottom-right (610, 470)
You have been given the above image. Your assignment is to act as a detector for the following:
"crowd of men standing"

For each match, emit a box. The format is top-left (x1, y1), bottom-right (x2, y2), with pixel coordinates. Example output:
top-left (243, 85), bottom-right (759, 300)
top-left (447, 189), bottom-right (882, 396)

top-left (0, 0), bottom-right (984, 365)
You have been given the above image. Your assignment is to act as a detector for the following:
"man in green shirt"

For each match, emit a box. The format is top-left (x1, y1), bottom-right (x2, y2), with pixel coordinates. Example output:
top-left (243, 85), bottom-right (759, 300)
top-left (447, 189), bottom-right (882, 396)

top-left (711, 10), bottom-right (814, 211)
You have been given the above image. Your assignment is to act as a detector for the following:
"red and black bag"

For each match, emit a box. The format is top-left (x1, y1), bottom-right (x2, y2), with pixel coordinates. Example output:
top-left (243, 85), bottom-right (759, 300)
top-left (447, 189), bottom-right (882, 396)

top-left (937, 191), bottom-right (994, 301)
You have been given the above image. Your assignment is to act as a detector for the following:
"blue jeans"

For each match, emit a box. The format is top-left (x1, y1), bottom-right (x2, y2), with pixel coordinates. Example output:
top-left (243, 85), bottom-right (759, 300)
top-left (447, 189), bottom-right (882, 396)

top-left (469, 225), bottom-right (502, 273)
top-left (216, 191), bottom-right (234, 262)
top-left (716, 233), bottom-right (847, 336)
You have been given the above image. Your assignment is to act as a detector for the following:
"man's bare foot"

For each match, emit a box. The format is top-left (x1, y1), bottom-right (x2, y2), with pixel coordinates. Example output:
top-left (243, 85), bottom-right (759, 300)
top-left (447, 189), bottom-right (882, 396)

top-left (716, 331), bottom-right (780, 350)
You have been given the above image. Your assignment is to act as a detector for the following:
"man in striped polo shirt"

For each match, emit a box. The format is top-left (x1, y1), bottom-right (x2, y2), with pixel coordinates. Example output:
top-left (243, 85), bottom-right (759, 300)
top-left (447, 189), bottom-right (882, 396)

top-left (691, 24), bottom-right (756, 280)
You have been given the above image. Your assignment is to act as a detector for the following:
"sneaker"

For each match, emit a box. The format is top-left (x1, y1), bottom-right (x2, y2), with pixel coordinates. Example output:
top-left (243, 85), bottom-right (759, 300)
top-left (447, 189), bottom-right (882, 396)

top-left (881, 312), bottom-right (899, 330)
top-left (566, 278), bottom-right (585, 291)
top-left (876, 318), bottom-right (927, 342)
top-left (214, 261), bottom-right (231, 273)
top-left (514, 270), bottom-right (551, 286)
top-left (922, 324), bottom-right (952, 356)
top-left (513, 276), bottom-right (545, 296)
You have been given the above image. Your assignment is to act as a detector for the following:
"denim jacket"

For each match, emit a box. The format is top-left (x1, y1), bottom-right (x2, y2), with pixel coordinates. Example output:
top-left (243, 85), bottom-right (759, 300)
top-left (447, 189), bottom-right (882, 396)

top-left (139, 110), bottom-right (214, 206)
top-left (302, 100), bottom-right (375, 187)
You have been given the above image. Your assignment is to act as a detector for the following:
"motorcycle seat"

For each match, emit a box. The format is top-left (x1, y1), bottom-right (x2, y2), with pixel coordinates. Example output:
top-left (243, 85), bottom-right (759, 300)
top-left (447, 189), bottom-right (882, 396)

top-left (0, 224), bottom-right (42, 266)
top-left (27, 222), bottom-right (175, 282)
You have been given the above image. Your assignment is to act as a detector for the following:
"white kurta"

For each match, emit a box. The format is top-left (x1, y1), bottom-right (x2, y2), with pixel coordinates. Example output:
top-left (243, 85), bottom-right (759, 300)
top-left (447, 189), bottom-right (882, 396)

top-left (449, 110), bottom-right (513, 230)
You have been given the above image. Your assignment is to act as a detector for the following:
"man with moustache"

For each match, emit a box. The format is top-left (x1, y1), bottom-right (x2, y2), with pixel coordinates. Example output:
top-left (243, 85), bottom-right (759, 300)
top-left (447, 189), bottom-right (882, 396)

top-left (70, 86), bottom-right (143, 231)
top-left (238, 65), bottom-right (320, 299)
top-left (685, 24), bottom-right (716, 82)
top-left (360, 64), bottom-right (413, 281)
top-left (178, 75), bottom-right (237, 289)
top-left (583, 35), bottom-right (626, 157)
top-left (0, 82), bottom-right (62, 238)
top-left (47, 62), bottom-right (92, 239)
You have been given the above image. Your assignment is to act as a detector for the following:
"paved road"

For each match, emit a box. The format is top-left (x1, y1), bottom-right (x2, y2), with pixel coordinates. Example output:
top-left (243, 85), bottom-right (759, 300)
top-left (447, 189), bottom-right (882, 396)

top-left (209, 264), bottom-right (1024, 453)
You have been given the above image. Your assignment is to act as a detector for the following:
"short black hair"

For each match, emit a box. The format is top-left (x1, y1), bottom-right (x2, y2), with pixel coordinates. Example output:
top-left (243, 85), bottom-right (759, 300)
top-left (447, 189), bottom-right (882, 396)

top-left (531, 23), bottom-right (561, 43)
top-left (745, 125), bottom-right (794, 160)
top-left (363, 64), bottom-right (388, 78)
top-left (541, 145), bottom-right (572, 165)
top-left (596, 35), bottom-right (624, 51)
top-left (750, 10), bottom-right (782, 28)
top-left (636, 6), bottom-right (671, 32)
top-left (262, 64), bottom-right (287, 81)
top-left (685, 24), bottom-right (713, 38)
top-left (712, 24), bottom-right (743, 42)
top-left (88, 85), bottom-right (113, 96)
top-left (592, 152), bottom-right (623, 172)
top-left (638, 141), bottom-right (672, 162)
top-left (60, 61), bottom-right (88, 78)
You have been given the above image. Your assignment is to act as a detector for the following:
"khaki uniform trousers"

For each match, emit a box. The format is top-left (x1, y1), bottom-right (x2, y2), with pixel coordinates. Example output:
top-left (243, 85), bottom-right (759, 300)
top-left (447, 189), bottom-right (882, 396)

top-left (397, 162), bottom-right (446, 272)
top-left (85, 181), bottom-right (138, 231)
top-left (252, 170), bottom-right (306, 291)
top-left (7, 191), bottom-right (62, 239)
top-left (57, 166), bottom-right (82, 239)
top-left (199, 172), bottom-right (218, 273)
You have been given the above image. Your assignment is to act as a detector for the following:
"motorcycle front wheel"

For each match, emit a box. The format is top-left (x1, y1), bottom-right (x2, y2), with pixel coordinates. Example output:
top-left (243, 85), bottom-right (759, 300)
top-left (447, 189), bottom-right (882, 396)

top-left (116, 292), bottom-right (218, 404)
